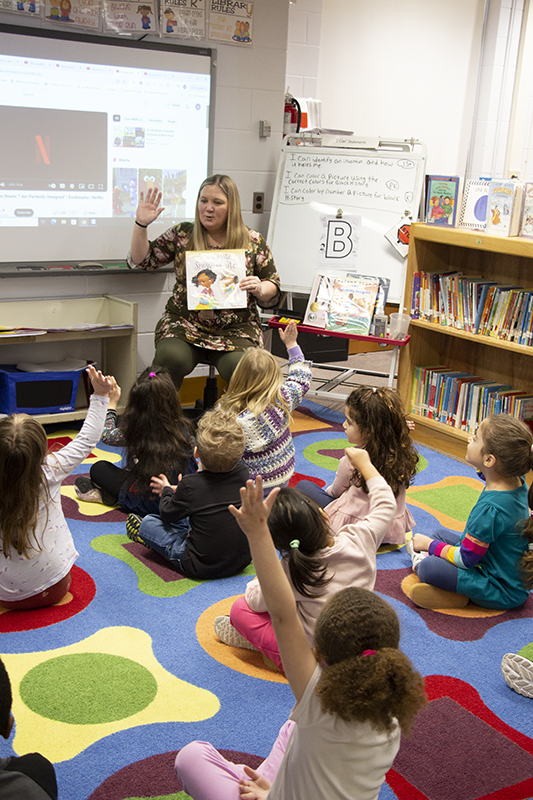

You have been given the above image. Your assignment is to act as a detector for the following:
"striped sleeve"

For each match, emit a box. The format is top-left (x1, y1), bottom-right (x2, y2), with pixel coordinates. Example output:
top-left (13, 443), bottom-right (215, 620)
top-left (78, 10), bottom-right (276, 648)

top-left (428, 533), bottom-right (488, 569)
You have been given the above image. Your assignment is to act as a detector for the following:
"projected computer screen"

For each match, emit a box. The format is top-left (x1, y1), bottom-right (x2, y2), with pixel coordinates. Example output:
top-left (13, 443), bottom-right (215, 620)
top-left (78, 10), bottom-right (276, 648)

top-left (0, 25), bottom-right (214, 264)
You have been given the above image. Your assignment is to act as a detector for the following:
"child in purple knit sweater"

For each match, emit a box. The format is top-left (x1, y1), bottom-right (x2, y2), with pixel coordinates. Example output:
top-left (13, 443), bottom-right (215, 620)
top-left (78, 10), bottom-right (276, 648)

top-left (217, 321), bottom-right (311, 492)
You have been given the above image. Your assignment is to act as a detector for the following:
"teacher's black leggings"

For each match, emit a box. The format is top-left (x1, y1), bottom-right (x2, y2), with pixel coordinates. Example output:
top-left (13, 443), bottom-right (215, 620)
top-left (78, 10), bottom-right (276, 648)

top-left (153, 337), bottom-right (248, 389)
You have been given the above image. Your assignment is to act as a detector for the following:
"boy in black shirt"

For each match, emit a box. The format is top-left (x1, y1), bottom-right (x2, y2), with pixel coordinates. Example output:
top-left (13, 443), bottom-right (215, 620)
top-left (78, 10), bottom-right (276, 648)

top-left (126, 407), bottom-right (250, 579)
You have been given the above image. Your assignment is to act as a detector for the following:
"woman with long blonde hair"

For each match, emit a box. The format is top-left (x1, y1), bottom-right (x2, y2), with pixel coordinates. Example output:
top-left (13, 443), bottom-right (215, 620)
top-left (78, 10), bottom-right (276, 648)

top-left (128, 174), bottom-right (281, 389)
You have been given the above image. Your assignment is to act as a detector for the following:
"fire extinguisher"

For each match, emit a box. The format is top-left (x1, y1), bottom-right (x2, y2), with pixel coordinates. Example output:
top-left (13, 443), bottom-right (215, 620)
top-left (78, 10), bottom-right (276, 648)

top-left (283, 91), bottom-right (301, 137)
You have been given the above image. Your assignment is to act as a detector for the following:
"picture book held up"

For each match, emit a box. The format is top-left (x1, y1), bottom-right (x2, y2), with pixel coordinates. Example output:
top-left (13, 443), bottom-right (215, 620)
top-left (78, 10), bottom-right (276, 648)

top-left (303, 271), bottom-right (381, 335)
top-left (186, 250), bottom-right (247, 311)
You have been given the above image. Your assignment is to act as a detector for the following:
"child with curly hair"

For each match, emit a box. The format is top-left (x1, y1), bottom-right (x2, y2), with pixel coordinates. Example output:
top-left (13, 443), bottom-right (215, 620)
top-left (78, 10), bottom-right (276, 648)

top-left (296, 385), bottom-right (418, 545)
top-left (175, 475), bottom-right (427, 800)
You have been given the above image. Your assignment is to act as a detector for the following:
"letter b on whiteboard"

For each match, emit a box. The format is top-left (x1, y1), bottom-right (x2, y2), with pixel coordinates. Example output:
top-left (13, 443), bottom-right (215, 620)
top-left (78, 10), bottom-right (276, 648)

top-left (325, 219), bottom-right (353, 258)
top-left (319, 213), bottom-right (360, 271)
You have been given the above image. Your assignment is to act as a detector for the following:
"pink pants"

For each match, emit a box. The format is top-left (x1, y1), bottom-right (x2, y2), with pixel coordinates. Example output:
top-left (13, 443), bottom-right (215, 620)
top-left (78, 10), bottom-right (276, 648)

top-left (174, 720), bottom-right (294, 800)
top-left (230, 596), bottom-right (282, 670)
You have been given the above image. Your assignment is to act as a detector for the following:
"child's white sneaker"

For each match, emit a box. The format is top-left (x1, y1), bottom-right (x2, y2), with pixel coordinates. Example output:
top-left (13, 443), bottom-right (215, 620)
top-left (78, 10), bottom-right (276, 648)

top-left (214, 616), bottom-right (258, 651)
top-left (406, 538), bottom-right (429, 570)
top-left (501, 650), bottom-right (533, 699)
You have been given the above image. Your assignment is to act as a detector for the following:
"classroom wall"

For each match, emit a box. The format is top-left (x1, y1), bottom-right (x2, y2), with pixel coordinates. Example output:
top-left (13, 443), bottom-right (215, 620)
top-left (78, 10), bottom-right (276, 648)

top-left (0, 0), bottom-right (290, 375)
top-left (317, 0), bottom-right (486, 177)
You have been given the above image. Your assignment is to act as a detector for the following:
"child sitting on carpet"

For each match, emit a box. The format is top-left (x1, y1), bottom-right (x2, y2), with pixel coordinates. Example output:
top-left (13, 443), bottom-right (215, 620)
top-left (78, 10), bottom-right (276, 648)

top-left (74, 365), bottom-right (196, 515)
top-left (0, 365), bottom-right (111, 610)
top-left (175, 475), bottom-right (427, 800)
top-left (408, 414), bottom-right (533, 610)
top-left (126, 408), bottom-right (251, 580)
top-left (295, 385), bottom-right (418, 545)
top-left (215, 447), bottom-right (397, 670)
top-left (0, 657), bottom-right (58, 799)
top-left (216, 320), bottom-right (311, 493)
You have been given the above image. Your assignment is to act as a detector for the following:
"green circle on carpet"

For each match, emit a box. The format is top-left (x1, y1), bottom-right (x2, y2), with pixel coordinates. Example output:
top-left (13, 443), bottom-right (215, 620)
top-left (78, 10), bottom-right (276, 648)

top-left (20, 654), bottom-right (157, 724)
top-left (303, 438), bottom-right (353, 471)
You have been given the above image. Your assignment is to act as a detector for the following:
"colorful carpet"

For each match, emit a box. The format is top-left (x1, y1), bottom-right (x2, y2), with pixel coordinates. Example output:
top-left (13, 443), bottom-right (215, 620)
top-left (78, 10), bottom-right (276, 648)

top-left (1, 398), bottom-right (532, 800)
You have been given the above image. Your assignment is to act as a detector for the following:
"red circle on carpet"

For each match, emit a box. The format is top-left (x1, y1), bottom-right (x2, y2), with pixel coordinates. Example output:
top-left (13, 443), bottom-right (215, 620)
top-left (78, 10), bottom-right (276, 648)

top-left (0, 565), bottom-right (96, 632)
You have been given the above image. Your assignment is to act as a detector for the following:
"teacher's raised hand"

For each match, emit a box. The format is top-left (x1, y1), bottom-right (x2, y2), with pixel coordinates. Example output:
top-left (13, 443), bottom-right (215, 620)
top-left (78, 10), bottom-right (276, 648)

top-left (135, 188), bottom-right (165, 227)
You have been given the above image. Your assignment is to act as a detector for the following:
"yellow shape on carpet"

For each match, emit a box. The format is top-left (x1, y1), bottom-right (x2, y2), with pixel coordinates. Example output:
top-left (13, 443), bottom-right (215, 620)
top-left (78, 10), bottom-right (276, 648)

top-left (3, 626), bottom-right (220, 763)
top-left (61, 485), bottom-right (119, 515)
top-left (401, 573), bottom-right (505, 618)
top-left (289, 409), bottom-right (333, 433)
top-left (197, 597), bottom-right (288, 684)
top-left (48, 432), bottom-right (123, 466)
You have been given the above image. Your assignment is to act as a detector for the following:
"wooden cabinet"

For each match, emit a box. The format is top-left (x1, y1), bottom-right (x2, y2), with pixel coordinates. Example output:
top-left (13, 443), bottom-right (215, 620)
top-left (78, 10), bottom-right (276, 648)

top-left (0, 295), bottom-right (137, 424)
top-left (397, 224), bottom-right (533, 460)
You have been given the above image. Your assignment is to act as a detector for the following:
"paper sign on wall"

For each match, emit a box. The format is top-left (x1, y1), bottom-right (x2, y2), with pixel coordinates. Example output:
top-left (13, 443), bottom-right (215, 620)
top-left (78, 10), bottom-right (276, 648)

top-left (209, 0), bottom-right (253, 45)
top-left (160, 0), bottom-right (206, 39)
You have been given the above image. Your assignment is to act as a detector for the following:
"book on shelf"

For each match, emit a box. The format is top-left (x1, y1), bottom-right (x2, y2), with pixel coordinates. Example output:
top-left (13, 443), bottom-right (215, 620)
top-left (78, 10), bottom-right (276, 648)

top-left (410, 272), bottom-right (421, 319)
top-left (485, 180), bottom-right (524, 237)
top-left (458, 179), bottom-right (491, 231)
top-left (519, 182), bottom-right (533, 239)
top-left (516, 396), bottom-right (533, 434)
top-left (438, 372), bottom-right (469, 424)
top-left (425, 175), bottom-right (461, 227)
top-left (453, 376), bottom-right (481, 429)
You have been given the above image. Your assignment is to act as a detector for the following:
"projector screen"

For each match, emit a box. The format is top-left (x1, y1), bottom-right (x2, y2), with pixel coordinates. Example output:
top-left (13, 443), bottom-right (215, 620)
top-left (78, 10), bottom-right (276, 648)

top-left (0, 25), bottom-right (214, 265)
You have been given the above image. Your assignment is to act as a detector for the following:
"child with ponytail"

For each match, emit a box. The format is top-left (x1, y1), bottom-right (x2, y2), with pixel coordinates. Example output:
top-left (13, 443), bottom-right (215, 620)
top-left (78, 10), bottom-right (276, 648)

top-left (408, 413), bottom-right (533, 610)
top-left (215, 447), bottom-right (398, 670)
top-left (175, 475), bottom-right (427, 800)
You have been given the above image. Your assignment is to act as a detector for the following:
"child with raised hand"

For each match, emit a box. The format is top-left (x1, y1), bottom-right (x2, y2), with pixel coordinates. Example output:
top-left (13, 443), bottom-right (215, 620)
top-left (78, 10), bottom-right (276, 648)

top-left (296, 385), bottom-right (418, 545)
top-left (215, 446), bottom-right (397, 669)
top-left (74, 365), bottom-right (196, 514)
top-left (217, 320), bottom-right (311, 492)
top-left (0, 365), bottom-right (111, 610)
top-left (408, 413), bottom-right (533, 610)
top-left (126, 408), bottom-right (251, 580)
top-left (175, 475), bottom-right (427, 800)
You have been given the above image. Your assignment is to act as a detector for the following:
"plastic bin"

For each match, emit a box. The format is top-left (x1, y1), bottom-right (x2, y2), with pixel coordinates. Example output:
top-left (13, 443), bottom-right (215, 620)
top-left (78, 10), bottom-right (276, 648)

top-left (0, 365), bottom-right (84, 415)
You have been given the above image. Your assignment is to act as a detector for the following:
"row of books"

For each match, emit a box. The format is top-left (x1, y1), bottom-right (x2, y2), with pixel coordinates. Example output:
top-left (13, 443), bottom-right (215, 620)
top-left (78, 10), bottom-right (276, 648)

top-left (410, 271), bottom-right (533, 344)
top-left (412, 365), bottom-right (533, 434)
top-left (424, 175), bottom-right (533, 238)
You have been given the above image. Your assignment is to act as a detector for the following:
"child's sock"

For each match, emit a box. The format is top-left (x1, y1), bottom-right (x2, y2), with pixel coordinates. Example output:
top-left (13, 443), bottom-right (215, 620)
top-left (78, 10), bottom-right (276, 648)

top-left (409, 582), bottom-right (469, 609)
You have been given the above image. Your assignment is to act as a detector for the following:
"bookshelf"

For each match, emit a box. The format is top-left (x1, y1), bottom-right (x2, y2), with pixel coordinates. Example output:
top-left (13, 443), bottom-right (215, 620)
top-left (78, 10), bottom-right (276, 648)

top-left (0, 296), bottom-right (137, 424)
top-left (397, 224), bottom-right (533, 460)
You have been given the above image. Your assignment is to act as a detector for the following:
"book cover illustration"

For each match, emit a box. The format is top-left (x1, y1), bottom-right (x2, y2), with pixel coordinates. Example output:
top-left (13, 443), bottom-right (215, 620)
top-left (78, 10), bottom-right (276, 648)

top-left (458, 179), bottom-right (491, 230)
top-left (519, 182), bottom-right (533, 239)
top-left (304, 271), bottom-right (380, 335)
top-left (425, 175), bottom-right (461, 227)
top-left (485, 180), bottom-right (524, 236)
top-left (186, 250), bottom-right (247, 311)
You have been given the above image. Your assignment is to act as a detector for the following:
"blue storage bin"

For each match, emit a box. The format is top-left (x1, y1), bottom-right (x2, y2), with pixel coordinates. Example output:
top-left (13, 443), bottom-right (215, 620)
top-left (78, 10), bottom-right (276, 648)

top-left (0, 365), bottom-right (84, 415)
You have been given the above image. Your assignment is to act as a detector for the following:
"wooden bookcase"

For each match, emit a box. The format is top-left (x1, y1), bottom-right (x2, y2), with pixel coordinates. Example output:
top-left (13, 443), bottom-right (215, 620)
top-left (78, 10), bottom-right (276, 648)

top-left (397, 223), bottom-right (533, 460)
top-left (0, 295), bottom-right (137, 424)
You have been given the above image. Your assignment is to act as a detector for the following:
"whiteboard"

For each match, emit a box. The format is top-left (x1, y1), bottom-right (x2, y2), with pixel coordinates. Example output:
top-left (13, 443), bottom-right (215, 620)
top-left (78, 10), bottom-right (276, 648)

top-left (267, 138), bottom-right (426, 303)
